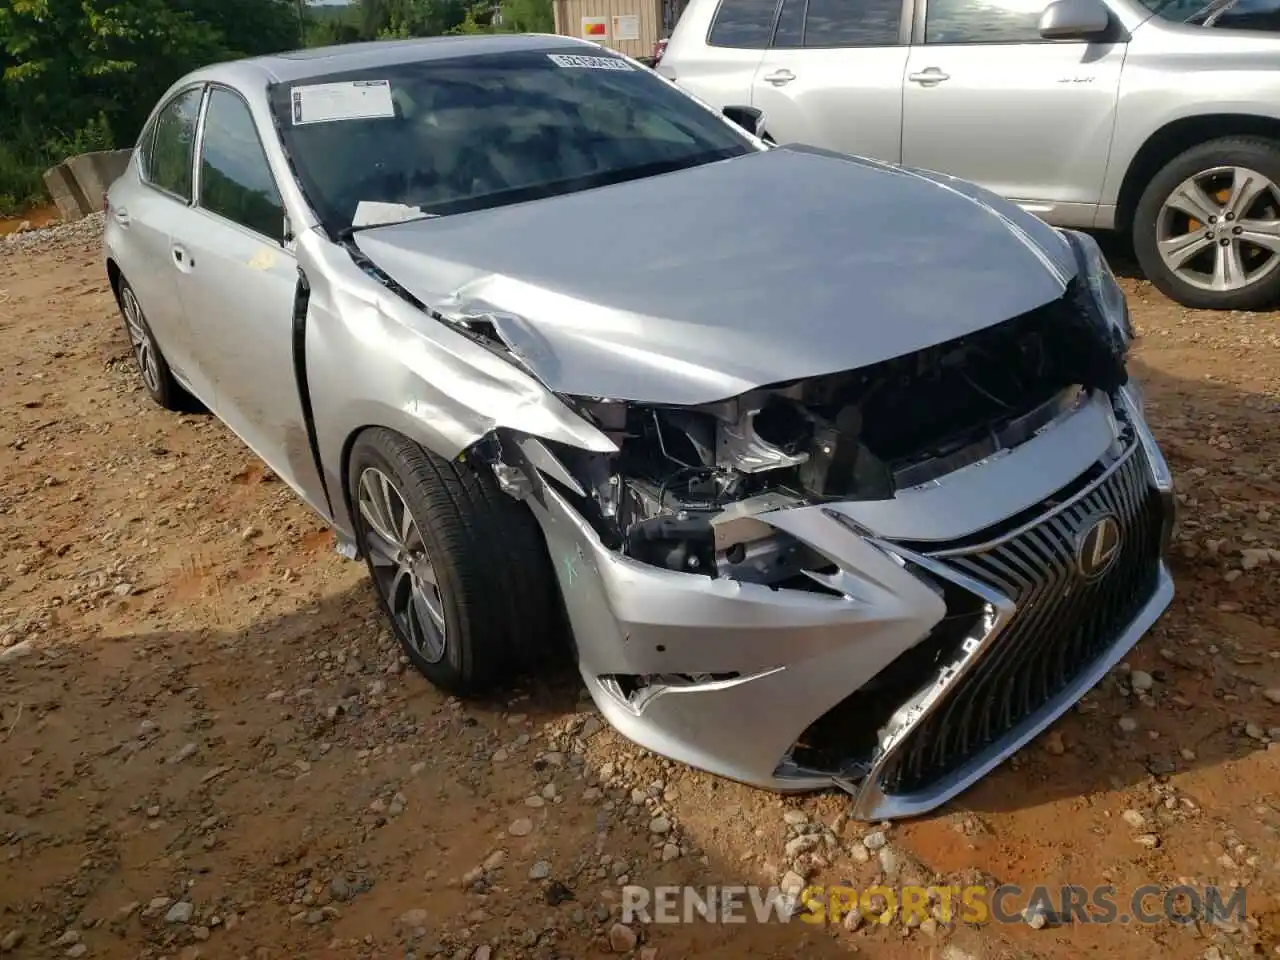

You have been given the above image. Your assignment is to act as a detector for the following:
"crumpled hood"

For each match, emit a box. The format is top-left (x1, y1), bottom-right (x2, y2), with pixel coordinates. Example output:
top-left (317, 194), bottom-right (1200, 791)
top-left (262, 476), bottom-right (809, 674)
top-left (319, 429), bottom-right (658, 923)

top-left (355, 144), bottom-right (1077, 406)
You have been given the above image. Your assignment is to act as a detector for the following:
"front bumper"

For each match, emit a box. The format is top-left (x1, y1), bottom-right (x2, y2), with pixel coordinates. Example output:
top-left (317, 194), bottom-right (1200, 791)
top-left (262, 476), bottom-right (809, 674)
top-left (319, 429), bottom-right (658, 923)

top-left (528, 389), bottom-right (1174, 820)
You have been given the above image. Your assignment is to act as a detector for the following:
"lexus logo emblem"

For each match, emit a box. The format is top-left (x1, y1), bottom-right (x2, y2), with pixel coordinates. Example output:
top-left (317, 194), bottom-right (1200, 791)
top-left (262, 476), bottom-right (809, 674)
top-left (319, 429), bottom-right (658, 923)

top-left (1076, 515), bottom-right (1122, 580)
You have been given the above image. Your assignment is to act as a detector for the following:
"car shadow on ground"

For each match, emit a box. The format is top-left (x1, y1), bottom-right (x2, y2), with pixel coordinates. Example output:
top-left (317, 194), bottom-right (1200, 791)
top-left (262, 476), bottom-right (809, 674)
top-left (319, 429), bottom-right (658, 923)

top-left (0, 589), bottom-right (866, 956)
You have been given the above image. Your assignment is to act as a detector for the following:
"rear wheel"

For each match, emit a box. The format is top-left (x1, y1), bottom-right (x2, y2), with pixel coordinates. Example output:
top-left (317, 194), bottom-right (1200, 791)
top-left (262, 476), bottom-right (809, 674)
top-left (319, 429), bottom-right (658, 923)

top-left (348, 428), bottom-right (560, 695)
top-left (117, 279), bottom-right (185, 409)
top-left (1133, 137), bottom-right (1280, 310)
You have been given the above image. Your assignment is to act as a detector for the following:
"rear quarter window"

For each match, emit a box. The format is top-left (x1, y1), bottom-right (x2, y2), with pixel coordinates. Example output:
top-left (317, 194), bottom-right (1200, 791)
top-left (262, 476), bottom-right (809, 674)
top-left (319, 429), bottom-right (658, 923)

top-left (708, 0), bottom-right (781, 47)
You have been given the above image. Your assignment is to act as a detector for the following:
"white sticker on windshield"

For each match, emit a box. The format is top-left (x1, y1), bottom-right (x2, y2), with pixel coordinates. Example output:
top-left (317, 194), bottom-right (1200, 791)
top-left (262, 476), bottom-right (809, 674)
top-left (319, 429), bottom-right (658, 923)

top-left (291, 80), bottom-right (395, 125)
top-left (352, 201), bottom-right (436, 228)
top-left (547, 54), bottom-right (634, 71)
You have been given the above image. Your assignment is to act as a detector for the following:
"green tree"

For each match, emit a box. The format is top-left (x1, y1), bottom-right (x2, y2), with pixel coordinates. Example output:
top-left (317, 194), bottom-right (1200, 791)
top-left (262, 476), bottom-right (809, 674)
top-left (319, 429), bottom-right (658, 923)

top-left (0, 0), bottom-right (301, 212)
top-left (497, 0), bottom-right (554, 33)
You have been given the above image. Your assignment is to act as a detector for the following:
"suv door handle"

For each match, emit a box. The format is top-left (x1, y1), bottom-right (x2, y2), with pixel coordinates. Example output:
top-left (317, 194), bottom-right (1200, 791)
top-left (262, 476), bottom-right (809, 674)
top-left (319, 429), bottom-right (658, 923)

top-left (908, 68), bottom-right (950, 86)
top-left (763, 68), bottom-right (796, 86)
top-left (171, 245), bottom-right (195, 271)
top-left (113, 206), bottom-right (130, 226)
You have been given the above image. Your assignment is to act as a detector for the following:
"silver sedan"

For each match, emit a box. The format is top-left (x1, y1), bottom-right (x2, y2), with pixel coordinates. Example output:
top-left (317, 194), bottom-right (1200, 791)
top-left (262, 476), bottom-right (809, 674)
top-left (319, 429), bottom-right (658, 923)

top-left (104, 33), bottom-right (1174, 820)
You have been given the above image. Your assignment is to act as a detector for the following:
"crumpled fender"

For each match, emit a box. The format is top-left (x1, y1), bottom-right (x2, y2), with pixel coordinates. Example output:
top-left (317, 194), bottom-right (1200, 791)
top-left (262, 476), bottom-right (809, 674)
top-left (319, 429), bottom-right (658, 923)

top-left (296, 231), bottom-right (615, 540)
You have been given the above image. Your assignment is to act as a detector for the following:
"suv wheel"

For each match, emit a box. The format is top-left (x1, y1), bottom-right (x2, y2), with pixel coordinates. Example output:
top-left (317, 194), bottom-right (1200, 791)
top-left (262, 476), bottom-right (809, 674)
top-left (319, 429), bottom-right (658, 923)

top-left (1134, 137), bottom-right (1280, 310)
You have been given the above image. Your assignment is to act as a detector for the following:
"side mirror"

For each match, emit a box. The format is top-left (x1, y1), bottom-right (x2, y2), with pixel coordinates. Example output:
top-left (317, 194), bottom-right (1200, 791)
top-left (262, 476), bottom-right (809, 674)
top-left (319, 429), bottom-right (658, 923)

top-left (1038, 0), bottom-right (1111, 39)
top-left (722, 104), bottom-right (766, 139)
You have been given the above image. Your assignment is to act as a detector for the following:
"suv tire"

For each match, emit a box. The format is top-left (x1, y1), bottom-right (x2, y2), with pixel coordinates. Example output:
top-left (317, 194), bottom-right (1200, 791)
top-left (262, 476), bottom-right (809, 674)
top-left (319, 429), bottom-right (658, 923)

top-left (1133, 137), bottom-right (1280, 311)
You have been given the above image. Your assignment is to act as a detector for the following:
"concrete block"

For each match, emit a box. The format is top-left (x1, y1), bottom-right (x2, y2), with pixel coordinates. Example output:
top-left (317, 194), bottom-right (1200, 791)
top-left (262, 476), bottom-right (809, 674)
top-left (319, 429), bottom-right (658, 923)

top-left (42, 148), bottom-right (133, 221)
top-left (42, 163), bottom-right (86, 221)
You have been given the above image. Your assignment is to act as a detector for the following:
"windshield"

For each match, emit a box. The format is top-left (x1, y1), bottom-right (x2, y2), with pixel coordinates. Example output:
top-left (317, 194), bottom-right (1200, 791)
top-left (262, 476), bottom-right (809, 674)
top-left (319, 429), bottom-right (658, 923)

top-left (268, 49), bottom-right (754, 235)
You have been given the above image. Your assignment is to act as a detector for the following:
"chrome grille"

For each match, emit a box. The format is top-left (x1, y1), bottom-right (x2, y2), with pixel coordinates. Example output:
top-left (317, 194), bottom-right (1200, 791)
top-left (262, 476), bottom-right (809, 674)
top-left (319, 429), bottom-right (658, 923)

top-left (876, 443), bottom-right (1166, 797)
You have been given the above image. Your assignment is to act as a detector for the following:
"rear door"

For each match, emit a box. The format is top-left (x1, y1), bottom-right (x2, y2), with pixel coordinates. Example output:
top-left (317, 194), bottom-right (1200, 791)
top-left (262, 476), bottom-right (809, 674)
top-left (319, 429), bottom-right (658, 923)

top-left (115, 86), bottom-right (206, 392)
top-left (750, 0), bottom-right (911, 162)
top-left (900, 0), bottom-right (1126, 222)
top-left (659, 0), bottom-right (777, 110)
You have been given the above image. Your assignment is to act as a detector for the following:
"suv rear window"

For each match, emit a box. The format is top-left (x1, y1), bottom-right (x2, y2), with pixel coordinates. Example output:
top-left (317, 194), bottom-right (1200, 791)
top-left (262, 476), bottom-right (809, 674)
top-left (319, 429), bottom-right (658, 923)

top-left (708, 0), bottom-right (780, 47)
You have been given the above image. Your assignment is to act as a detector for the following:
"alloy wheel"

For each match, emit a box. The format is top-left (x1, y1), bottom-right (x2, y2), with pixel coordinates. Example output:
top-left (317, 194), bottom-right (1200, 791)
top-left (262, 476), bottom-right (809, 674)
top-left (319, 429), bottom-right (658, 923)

top-left (1157, 165), bottom-right (1280, 294)
top-left (121, 287), bottom-right (161, 393)
top-left (357, 466), bottom-right (447, 663)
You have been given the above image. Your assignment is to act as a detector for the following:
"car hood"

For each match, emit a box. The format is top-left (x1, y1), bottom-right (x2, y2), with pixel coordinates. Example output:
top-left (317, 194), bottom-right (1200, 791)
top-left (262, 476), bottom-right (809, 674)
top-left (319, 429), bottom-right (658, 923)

top-left (354, 144), bottom-right (1077, 406)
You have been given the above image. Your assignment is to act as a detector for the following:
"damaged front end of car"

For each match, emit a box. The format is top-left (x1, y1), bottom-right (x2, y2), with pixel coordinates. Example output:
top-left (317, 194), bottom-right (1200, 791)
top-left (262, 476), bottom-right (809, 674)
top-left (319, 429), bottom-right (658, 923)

top-left (447, 230), bottom-right (1174, 819)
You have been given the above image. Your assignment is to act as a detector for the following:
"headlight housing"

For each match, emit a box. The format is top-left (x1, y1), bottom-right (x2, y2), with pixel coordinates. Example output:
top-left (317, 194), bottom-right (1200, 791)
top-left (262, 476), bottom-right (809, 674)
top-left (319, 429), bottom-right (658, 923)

top-left (1063, 229), bottom-right (1134, 345)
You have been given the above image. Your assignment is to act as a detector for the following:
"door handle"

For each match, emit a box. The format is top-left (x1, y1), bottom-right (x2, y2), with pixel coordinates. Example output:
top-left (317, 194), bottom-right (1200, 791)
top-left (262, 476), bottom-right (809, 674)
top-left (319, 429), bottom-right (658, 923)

top-left (113, 206), bottom-right (130, 226)
top-left (171, 245), bottom-right (195, 271)
top-left (908, 68), bottom-right (950, 86)
top-left (763, 68), bottom-right (796, 86)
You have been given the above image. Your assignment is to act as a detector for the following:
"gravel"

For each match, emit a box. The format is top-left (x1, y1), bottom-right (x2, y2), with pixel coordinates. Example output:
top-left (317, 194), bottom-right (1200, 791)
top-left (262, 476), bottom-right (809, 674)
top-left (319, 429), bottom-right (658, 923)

top-left (2, 212), bottom-right (104, 255)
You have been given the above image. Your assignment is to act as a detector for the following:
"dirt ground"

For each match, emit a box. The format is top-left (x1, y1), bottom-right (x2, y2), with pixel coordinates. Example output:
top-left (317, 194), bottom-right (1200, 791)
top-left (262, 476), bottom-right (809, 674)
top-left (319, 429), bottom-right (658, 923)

top-left (1, 218), bottom-right (1278, 960)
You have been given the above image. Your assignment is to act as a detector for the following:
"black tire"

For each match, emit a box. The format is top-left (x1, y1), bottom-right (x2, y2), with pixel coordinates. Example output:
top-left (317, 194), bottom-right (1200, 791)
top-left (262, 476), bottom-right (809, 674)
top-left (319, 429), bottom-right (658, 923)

top-left (1133, 136), bottom-right (1280, 311)
top-left (116, 278), bottom-right (185, 410)
top-left (348, 428), bottom-right (560, 695)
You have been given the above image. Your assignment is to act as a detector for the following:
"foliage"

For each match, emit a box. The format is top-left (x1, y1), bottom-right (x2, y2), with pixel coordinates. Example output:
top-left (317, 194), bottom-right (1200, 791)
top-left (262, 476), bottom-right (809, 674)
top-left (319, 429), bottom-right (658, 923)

top-left (0, 0), bottom-right (555, 214)
top-left (353, 0), bottom-right (554, 41)
top-left (306, 3), bottom-right (364, 45)
top-left (0, 0), bottom-right (301, 213)
top-left (496, 0), bottom-right (555, 33)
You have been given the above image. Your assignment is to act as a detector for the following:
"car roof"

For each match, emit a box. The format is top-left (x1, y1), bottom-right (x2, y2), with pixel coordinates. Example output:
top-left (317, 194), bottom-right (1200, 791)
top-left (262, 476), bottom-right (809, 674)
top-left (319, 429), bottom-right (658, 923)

top-left (188, 33), bottom-right (602, 89)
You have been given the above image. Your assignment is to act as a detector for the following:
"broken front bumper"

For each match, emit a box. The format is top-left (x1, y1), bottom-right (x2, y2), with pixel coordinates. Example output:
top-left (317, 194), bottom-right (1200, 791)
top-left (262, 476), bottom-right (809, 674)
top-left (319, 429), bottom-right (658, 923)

top-left (528, 389), bottom-right (1174, 820)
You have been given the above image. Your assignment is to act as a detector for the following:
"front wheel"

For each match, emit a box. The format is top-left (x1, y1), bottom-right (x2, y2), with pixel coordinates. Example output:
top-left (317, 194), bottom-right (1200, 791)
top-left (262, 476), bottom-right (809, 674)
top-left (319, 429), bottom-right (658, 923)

top-left (348, 428), bottom-right (560, 695)
top-left (1133, 137), bottom-right (1280, 311)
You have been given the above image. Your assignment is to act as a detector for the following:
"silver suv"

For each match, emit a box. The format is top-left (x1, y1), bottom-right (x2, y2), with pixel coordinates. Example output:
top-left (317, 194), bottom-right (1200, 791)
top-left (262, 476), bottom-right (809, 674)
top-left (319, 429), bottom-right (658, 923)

top-left (659, 0), bottom-right (1280, 311)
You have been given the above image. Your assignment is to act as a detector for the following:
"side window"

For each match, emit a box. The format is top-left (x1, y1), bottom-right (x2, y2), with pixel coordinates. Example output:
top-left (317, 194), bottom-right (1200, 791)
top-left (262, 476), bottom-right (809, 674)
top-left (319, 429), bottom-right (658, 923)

top-left (708, 0), bottom-right (780, 48)
top-left (135, 122), bottom-right (158, 179)
top-left (198, 89), bottom-right (286, 241)
top-left (925, 0), bottom-right (1045, 43)
top-left (147, 88), bottom-right (203, 201)
top-left (803, 0), bottom-right (903, 45)
top-left (773, 0), bottom-right (806, 46)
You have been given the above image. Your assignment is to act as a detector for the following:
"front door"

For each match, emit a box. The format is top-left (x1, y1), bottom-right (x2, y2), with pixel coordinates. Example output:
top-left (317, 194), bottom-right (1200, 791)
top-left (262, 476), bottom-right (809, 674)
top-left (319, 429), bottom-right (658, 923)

top-left (751, 0), bottom-right (910, 162)
top-left (170, 86), bottom-right (327, 515)
top-left (900, 0), bottom-right (1126, 224)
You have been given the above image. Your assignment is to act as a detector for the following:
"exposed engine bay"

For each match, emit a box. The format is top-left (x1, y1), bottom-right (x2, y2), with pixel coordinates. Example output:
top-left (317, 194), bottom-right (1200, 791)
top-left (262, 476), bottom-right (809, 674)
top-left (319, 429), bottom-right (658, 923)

top-left (487, 284), bottom-right (1128, 587)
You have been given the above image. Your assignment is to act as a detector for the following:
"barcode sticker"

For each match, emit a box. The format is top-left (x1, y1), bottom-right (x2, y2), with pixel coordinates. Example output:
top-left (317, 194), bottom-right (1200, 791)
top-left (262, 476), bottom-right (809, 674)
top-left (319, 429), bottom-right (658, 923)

top-left (547, 54), bottom-right (633, 71)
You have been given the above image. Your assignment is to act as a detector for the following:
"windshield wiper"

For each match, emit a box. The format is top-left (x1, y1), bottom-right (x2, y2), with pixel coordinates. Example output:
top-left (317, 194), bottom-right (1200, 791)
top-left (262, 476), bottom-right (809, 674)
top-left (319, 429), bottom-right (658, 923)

top-left (1187, 0), bottom-right (1237, 23)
